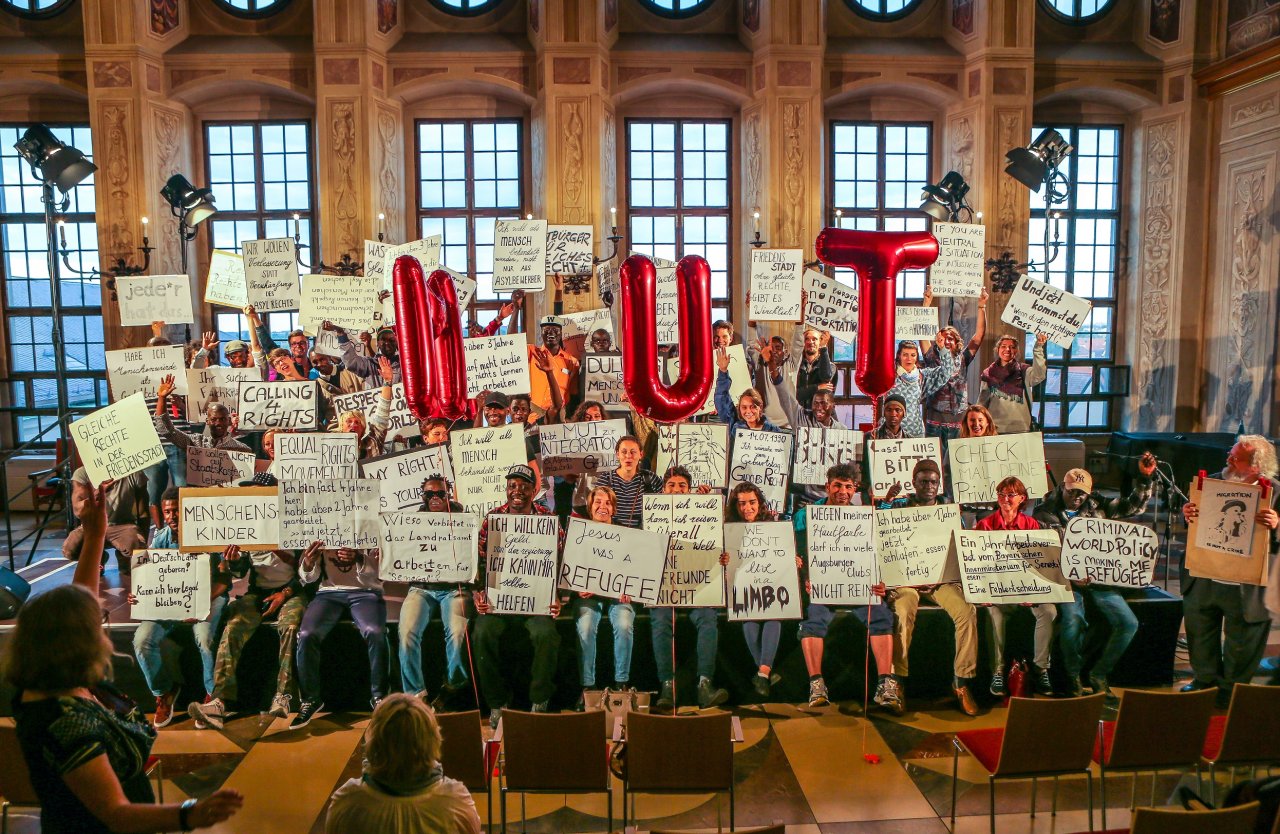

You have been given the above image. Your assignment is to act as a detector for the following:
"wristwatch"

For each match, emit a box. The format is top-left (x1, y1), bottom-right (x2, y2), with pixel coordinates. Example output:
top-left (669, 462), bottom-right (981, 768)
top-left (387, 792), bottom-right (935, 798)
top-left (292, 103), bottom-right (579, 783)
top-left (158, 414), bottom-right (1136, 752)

top-left (179, 798), bottom-right (196, 831)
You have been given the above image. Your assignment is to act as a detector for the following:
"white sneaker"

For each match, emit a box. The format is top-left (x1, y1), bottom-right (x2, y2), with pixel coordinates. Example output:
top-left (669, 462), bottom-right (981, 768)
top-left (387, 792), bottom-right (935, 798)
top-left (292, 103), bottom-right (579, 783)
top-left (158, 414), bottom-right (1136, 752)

top-left (188, 697), bottom-right (226, 730)
top-left (808, 678), bottom-right (831, 708)
top-left (269, 692), bottom-right (292, 719)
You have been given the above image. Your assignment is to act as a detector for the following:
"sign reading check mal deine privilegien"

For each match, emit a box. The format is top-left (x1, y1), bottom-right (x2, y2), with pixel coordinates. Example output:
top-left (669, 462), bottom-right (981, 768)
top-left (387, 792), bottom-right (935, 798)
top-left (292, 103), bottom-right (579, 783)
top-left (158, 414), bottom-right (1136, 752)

top-left (69, 394), bottom-right (166, 486)
top-left (948, 433), bottom-right (1048, 504)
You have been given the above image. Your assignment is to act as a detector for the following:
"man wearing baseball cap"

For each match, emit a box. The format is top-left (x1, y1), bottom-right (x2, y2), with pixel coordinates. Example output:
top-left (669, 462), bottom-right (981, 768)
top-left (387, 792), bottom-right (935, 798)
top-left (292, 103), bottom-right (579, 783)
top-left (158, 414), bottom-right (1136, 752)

top-left (334, 322), bottom-right (401, 390)
top-left (527, 315), bottom-right (578, 421)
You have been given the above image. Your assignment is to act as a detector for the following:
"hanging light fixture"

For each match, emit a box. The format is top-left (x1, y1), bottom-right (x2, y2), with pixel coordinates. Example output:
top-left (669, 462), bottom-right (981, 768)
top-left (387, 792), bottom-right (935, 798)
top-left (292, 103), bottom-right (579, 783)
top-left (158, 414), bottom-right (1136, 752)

top-left (160, 173), bottom-right (218, 227)
top-left (1004, 128), bottom-right (1073, 195)
top-left (918, 170), bottom-right (972, 222)
top-left (14, 124), bottom-right (97, 194)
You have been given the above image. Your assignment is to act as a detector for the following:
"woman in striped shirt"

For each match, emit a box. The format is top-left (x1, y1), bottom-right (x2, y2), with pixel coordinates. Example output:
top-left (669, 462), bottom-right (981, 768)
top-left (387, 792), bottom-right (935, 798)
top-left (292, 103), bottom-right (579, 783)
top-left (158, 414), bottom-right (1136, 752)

top-left (594, 435), bottom-right (662, 529)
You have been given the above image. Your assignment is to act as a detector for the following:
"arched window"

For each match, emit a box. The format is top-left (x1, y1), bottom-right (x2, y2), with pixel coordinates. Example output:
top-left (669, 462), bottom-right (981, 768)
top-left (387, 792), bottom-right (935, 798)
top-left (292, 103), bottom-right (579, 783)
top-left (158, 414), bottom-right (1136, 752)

top-left (1039, 0), bottom-right (1115, 24)
top-left (0, 0), bottom-right (73, 18)
top-left (211, 0), bottom-right (292, 18)
top-left (639, 0), bottom-right (714, 19)
top-left (426, 0), bottom-right (504, 15)
top-left (844, 0), bottom-right (924, 22)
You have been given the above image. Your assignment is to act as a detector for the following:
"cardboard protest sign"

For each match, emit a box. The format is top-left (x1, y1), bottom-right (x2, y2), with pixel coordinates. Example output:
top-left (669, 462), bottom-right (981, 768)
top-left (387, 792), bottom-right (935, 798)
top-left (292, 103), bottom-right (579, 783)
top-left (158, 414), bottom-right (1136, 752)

top-left (667, 342), bottom-right (750, 417)
top-left (724, 521), bottom-right (802, 621)
top-left (453, 424), bottom-right (528, 515)
top-left (948, 433), bottom-right (1048, 504)
top-left (332, 384), bottom-right (420, 442)
top-left (241, 237), bottom-right (301, 313)
top-left (875, 503), bottom-right (961, 586)
top-left (559, 307), bottom-right (613, 342)
top-left (130, 550), bottom-right (210, 621)
top-left (559, 517), bottom-right (668, 605)
top-left (116, 274), bottom-right (194, 327)
top-left (654, 258), bottom-right (678, 344)
top-left (186, 366), bottom-right (258, 418)
top-left (463, 334), bottom-right (531, 398)
top-left (868, 437), bottom-right (944, 498)
top-left (300, 273), bottom-right (378, 334)
top-left (805, 504), bottom-right (879, 605)
top-left (484, 513), bottom-right (560, 615)
top-left (272, 432), bottom-right (359, 480)
top-left (179, 487), bottom-right (279, 552)
top-left (493, 219), bottom-right (548, 291)
top-left (279, 479), bottom-right (381, 550)
top-left (956, 530), bottom-right (1074, 605)
top-left (802, 270), bottom-right (857, 343)
top-left (545, 225), bottom-right (593, 275)
top-left (106, 345), bottom-right (187, 401)
top-left (895, 305), bottom-right (940, 343)
top-left (312, 328), bottom-right (346, 359)
top-left (69, 394), bottom-right (165, 486)
top-left (363, 239), bottom-right (389, 289)
top-left (929, 222), bottom-right (986, 297)
top-left (204, 249), bottom-right (248, 308)
top-left (793, 426), bottom-right (863, 486)
top-left (643, 494), bottom-right (725, 608)
top-left (749, 248), bottom-right (804, 321)
top-left (1061, 516), bottom-right (1159, 588)
top-left (237, 380), bottom-right (317, 430)
top-left (596, 261), bottom-right (618, 299)
top-left (1001, 276), bottom-right (1092, 349)
top-left (361, 444), bottom-right (454, 512)
top-left (538, 418), bottom-right (626, 477)
top-left (382, 236), bottom-right (442, 291)
top-left (655, 423), bottom-right (729, 489)
top-left (186, 447), bottom-right (257, 487)
top-left (1185, 478), bottom-right (1273, 585)
top-left (729, 429), bottom-right (792, 514)
top-left (582, 353), bottom-right (626, 412)
top-left (379, 511), bottom-right (478, 584)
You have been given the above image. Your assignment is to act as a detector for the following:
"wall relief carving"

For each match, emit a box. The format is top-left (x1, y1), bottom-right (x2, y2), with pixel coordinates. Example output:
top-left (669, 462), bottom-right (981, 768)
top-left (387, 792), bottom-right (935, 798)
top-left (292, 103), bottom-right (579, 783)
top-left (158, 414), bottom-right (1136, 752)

top-left (1220, 165), bottom-right (1267, 431)
top-left (782, 102), bottom-right (806, 248)
top-left (560, 100), bottom-right (586, 223)
top-left (377, 107), bottom-right (402, 246)
top-left (1136, 119), bottom-right (1178, 431)
top-left (330, 101), bottom-right (359, 255)
top-left (101, 104), bottom-right (135, 258)
top-left (153, 107), bottom-right (184, 272)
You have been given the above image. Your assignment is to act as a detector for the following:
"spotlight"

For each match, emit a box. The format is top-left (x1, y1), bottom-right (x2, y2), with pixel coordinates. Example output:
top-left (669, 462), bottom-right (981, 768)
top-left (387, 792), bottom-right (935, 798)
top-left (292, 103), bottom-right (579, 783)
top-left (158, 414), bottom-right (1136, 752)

top-left (1004, 128), bottom-right (1073, 192)
top-left (161, 174), bottom-right (217, 226)
top-left (918, 171), bottom-right (971, 222)
top-left (14, 125), bottom-right (97, 194)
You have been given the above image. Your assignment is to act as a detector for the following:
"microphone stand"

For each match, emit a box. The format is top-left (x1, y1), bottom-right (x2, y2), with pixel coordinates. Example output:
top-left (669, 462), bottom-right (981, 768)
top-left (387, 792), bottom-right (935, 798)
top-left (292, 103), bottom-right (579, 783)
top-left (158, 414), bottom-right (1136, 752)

top-left (1150, 461), bottom-right (1186, 591)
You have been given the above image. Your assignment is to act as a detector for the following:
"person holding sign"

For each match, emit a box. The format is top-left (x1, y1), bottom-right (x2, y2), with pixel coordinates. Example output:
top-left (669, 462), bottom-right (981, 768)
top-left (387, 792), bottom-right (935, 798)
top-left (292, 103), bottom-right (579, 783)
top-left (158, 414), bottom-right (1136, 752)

top-left (60, 467), bottom-right (148, 574)
top-left (332, 356), bottom-right (395, 459)
top-left (154, 374), bottom-right (252, 456)
top-left (714, 349), bottom-right (785, 456)
top-left (726, 482), bottom-right (793, 700)
top-left (528, 317), bottom-right (580, 421)
top-left (1179, 436), bottom-right (1280, 708)
top-left (919, 286), bottom-right (988, 442)
top-left (338, 323), bottom-right (402, 390)
top-left (595, 436), bottom-right (663, 529)
top-left (971, 476), bottom-right (1057, 697)
top-left (1033, 457), bottom-right (1156, 700)
top-left (874, 340), bottom-right (959, 440)
top-left (570, 486), bottom-right (638, 704)
top-left (310, 348), bottom-right (364, 396)
top-left (978, 333), bottom-right (1048, 434)
top-left (763, 344), bottom-right (850, 507)
top-left (246, 305), bottom-right (314, 380)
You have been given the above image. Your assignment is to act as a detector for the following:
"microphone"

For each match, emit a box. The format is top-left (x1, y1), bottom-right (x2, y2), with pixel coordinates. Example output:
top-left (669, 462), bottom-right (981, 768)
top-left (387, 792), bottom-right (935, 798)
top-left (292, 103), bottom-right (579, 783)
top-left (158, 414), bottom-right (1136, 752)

top-left (1150, 459), bottom-right (1189, 502)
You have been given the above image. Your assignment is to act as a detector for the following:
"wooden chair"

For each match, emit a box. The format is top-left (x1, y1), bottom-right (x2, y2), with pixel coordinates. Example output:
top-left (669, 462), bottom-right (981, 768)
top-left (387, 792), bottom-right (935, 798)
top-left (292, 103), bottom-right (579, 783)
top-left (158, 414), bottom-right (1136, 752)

top-left (951, 693), bottom-right (1106, 833)
top-left (645, 826), bottom-right (784, 834)
top-left (436, 710), bottom-right (495, 827)
top-left (1093, 688), bottom-right (1217, 828)
top-left (618, 712), bottom-right (741, 831)
top-left (1199, 684), bottom-right (1280, 805)
top-left (1129, 801), bottom-right (1260, 834)
top-left (498, 710), bottom-right (610, 833)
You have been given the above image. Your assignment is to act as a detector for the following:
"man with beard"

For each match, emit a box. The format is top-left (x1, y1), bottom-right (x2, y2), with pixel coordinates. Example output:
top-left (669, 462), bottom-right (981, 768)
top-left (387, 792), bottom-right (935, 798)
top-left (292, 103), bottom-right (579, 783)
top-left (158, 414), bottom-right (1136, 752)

top-left (154, 374), bottom-right (252, 454)
top-left (528, 316), bottom-right (578, 421)
top-left (765, 345), bottom-right (848, 508)
top-left (310, 348), bottom-right (364, 396)
top-left (338, 324), bottom-right (401, 389)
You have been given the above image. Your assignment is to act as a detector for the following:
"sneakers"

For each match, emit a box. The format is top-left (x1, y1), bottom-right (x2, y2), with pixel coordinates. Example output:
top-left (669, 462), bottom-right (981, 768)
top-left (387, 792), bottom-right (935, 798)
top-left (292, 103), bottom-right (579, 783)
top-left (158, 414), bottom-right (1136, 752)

top-left (1065, 677), bottom-right (1084, 698)
top-left (752, 674), bottom-right (771, 699)
top-left (1089, 675), bottom-right (1118, 705)
top-left (655, 680), bottom-right (675, 713)
top-left (989, 668), bottom-right (1006, 697)
top-left (954, 684), bottom-right (979, 716)
top-left (188, 696), bottom-right (226, 730)
top-left (875, 676), bottom-right (905, 716)
top-left (289, 699), bottom-right (323, 729)
top-left (697, 677), bottom-right (728, 710)
top-left (269, 692), bottom-right (292, 719)
top-left (1032, 665), bottom-right (1054, 696)
top-left (530, 700), bottom-right (550, 713)
top-left (807, 677), bottom-right (830, 708)
top-left (488, 705), bottom-right (505, 731)
top-left (153, 686), bottom-right (180, 729)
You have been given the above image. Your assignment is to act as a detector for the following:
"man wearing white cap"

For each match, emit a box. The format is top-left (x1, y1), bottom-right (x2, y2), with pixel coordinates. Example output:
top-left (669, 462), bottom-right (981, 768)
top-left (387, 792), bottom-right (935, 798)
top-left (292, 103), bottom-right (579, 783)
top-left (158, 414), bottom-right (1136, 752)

top-left (527, 316), bottom-right (579, 421)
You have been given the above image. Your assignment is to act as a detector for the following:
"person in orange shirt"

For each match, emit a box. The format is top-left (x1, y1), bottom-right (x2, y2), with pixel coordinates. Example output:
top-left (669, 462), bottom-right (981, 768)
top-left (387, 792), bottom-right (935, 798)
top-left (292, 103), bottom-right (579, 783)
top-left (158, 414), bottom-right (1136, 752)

top-left (527, 316), bottom-right (579, 421)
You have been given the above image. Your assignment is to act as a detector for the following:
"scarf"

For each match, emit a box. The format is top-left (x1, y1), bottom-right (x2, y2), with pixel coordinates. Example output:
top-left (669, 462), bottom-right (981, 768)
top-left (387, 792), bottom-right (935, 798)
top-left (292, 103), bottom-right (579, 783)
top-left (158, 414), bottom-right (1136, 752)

top-left (981, 360), bottom-right (1028, 399)
top-left (363, 762), bottom-right (444, 797)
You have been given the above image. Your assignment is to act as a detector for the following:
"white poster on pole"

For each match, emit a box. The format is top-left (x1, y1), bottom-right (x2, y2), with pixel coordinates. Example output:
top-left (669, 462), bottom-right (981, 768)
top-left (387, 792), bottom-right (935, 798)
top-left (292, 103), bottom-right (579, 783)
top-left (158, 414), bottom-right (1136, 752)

top-left (666, 342), bottom-right (750, 417)
top-left (1001, 276), bottom-right (1092, 349)
top-left (272, 432), bottom-right (359, 480)
top-left (725, 521), bottom-right (802, 621)
top-left (948, 432), bottom-right (1048, 504)
top-left (179, 487), bottom-right (279, 552)
top-left (331, 384), bottom-right (420, 442)
top-left (1061, 516), bottom-right (1160, 588)
top-left (493, 219), bottom-right (548, 291)
top-left (130, 550), bottom-right (210, 621)
top-left (559, 517), bottom-right (669, 606)
top-left (69, 394), bottom-right (166, 486)
top-left (484, 513), bottom-right (560, 615)
top-left (802, 270), bottom-right (858, 343)
top-left (793, 426), bottom-right (863, 486)
top-left (382, 236), bottom-right (442, 291)
top-left (643, 494), bottom-right (726, 608)
top-left (186, 447), bottom-right (257, 487)
top-left (379, 511), bottom-right (478, 584)
top-left (186, 366), bottom-right (258, 418)
top-left (205, 249), bottom-right (248, 308)
top-left (655, 423), bottom-right (729, 489)
top-left (300, 273), bottom-right (379, 335)
top-left (582, 353), bottom-right (627, 413)
top-left (237, 380), bottom-right (318, 430)
top-left (361, 444), bottom-right (454, 512)
top-left (805, 504), bottom-right (879, 605)
top-left (537, 418), bottom-right (626, 477)
top-left (895, 306), bottom-right (940, 343)
top-left (748, 248), bottom-right (804, 321)
top-left (545, 225), bottom-right (593, 276)
top-left (868, 437), bottom-right (944, 499)
top-left (453, 424), bottom-right (528, 515)
top-left (106, 345), bottom-right (188, 401)
top-left (956, 530), bottom-right (1074, 605)
top-left (116, 274), bottom-right (195, 327)
top-left (875, 503), bottom-right (962, 587)
top-left (242, 237), bottom-right (301, 313)
top-left (463, 333), bottom-right (531, 398)
top-left (929, 222), bottom-right (986, 297)
top-left (279, 479), bottom-right (381, 550)
top-left (728, 429), bottom-right (792, 515)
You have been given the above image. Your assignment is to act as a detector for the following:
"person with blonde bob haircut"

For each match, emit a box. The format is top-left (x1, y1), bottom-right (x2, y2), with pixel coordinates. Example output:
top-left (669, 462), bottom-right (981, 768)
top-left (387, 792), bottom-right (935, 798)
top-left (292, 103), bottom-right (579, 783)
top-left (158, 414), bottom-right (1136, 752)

top-left (958, 404), bottom-right (999, 438)
top-left (325, 694), bottom-right (481, 834)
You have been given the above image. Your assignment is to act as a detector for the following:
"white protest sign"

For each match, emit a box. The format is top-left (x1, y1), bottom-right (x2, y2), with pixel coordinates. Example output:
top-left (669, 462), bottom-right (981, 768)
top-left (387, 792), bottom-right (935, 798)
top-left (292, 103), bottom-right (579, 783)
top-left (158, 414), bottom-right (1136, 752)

top-left (106, 345), bottom-right (187, 401)
top-left (463, 334), bottom-right (531, 398)
top-left (186, 367), bottom-right (257, 418)
top-left (130, 550), bottom-right (210, 621)
top-left (300, 273), bottom-right (379, 335)
top-left (237, 380), bottom-right (317, 430)
top-left (868, 437), bottom-right (944, 498)
top-left (312, 328), bottom-right (346, 359)
top-left (643, 494), bottom-right (725, 608)
top-left (559, 308), bottom-right (613, 341)
top-left (729, 430), bottom-right (792, 514)
top-left (279, 479), bottom-right (380, 550)
top-left (179, 487), bottom-right (279, 552)
top-left (272, 432), bottom-right (359, 480)
top-left (802, 270), bottom-right (857, 343)
top-left (930, 222), bottom-right (986, 297)
top-left (875, 503), bottom-right (962, 587)
top-left (332, 384), bottom-right (420, 442)
top-left (895, 305), bottom-right (940, 343)
top-left (537, 418), bottom-right (626, 477)
top-left (545, 225), bottom-right (593, 275)
top-left (242, 237), bottom-right (301, 313)
top-left (956, 530), bottom-right (1074, 605)
top-left (805, 504), bottom-right (879, 605)
top-left (1001, 276), bottom-right (1093, 348)
top-left (559, 517), bottom-right (668, 606)
top-left (667, 342), bottom-right (750, 417)
top-left (1192, 478), bottom-right (1262, 558)
top-left (793, 426), bottom-right (863, 486)
top-left (116, 274), bottom-right (194, 327)
top-left (453, 424), bottom-right (528, 515)
top-left (484, 513), bottom-right (560, 615)
top-left (582, 353), bottom-right (626, 412)
top-left (186, 447), bottom-right (257, 487)
top-left (948, 432), bottom-right (1048, 504)
top-left (655, 423), bottom-right (729, 489)
top-left (363, 240), bottom-right (390, 290)
top-left (379, 511), bottom-right (478, 584)
top-left (654, 259), bottom-right (678, 344)
top-left (442, 266), bottom-right (476, 310)
top-left (69, 394), bottom-right (165, 486)
top-left (596, 261), bottom-right (618, 299)
top-left (361, 444), bottom-right (454, 512)
top-left (493, 219), bottom-right (548, 291)
top-left (1061, 516), bottom-right (1159, 588)
top-left (205, 249), bottom-right (248, 308)
top-left (725, 521), bottom-right (802, 621)
top-left (382, 236), bottom-right (442, 291)
top-left (749, 249), bottom-right (803, 320)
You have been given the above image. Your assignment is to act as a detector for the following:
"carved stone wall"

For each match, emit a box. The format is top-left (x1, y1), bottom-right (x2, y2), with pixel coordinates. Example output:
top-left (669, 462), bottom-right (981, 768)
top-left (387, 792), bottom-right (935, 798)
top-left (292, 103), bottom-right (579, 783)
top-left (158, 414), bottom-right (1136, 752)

top-left (1133, 117), bottom-right (1180, 431)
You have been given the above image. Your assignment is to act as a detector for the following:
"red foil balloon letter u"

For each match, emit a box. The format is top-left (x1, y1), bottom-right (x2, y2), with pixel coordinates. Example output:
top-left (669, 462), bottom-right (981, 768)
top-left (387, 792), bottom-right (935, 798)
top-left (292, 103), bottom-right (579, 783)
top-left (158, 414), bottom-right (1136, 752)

top-left (393, 255), bottom-right (472, 422)
top-left (620, 253), bottom-right (714, 424)
top-left (814, 228), bottom-right (939, 400)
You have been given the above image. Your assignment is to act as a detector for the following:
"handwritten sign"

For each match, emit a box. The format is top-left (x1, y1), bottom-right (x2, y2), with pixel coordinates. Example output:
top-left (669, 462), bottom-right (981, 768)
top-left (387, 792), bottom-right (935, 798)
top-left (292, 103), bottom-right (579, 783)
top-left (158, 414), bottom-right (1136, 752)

top-left (332, 384), bottom-right (420, 442)
top-left (583, 353), bottom-right (626, 412)
top-left (1185, 478), bottom-right (1273, 585)
top-left (493, 219), bottom-right (548, 291)
top-left (116, 274), bottom-right (194, 327)
top-left (237, 380), bottom-right (317, 430)
top-left (956, 530), bottom-right (1074, 605)
top-left (559, 517), bottom-right (668, 605)
top-left (301, 273), bottom-right (379, 335)
top-left (273, 432), bottom-right (359, 480)
top-left (538, 418), bottom-right (626, 477)
top-left (667, 342), bottom-right (750, 417)
top-left (241, 237), bottom-right (301, 312)
top-left (382, 236), bottom-right (441, 291)
top-left (186, 366), bottom-right (257, 417)
top-left (1001, 276), bottom-right (1093, 348)
top-left (643, 494), bottom-right (725, 608)
top-left (1193, 477), bottom-right (1262, 558)
top-left (875, 503), bottom-right (961, 587)
top-left (279, 479), bottom-right (380, 550)
top-left (463, 333), bottom-right (531, 398)
top-left (654, 258), bottom-right (678, 344)
top-left (70, 394), bottom-right (165, 486)
top-left (895, 305), bottom-right (940, 342)
top-left (179, 486), bottom-right (279, 552)
top-left (729, 429), bottom-right (792, 514)
top-left (453, 424), bottom-right (528, 515)
top-left (930, 222), bottom-right (986, 297)
top-left (802, 270), bottom-right (857, 343)
top-left (361, 444), bottom-right (454, 512)
top-left (749, 248), bottom-right (803, 320)
top-left (379, 511), bottom-right (478, 584)
top-left (545, 225), bottom-right (593, 275)
top-left (1061, 516), bottom-right (1158, 588)
top-left (725, 521), bottom-right (802, 621)
top-left (186, 447), bottom-right (257, 487)
top-left (312, 328), bottom-right (346, 359)
top-left (948, 432), bottom-right (1048, 504)
top-left (793, 426), bottom-right (863, 486)
top-left (130, 550), bottom-right (210, 620)
top-left (205, 249), bottom-right (248, 308)
top-left (106, 345), bottom-right (187, 401)
top-left (363, 240), bottom-right (389, 290)
top-left (805, 504), bottom-right (879, 605)
top-left (559, 308), bottom-right (613, 341)
top-left (868, 437), bottom-right (944, 498)
top-left (655, 423), bottom-right (729, 489)
top-left (484, 513), bottom-right (560, 615)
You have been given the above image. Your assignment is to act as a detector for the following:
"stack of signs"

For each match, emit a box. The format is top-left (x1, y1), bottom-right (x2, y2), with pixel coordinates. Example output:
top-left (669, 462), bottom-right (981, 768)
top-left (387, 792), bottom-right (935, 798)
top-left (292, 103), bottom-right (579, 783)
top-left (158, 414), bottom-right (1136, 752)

top-left (559, 517), bottom-right (669, 606)
top-left (106, 346), bottom-right (187, 401)
top-left (724, 521), bottom-right (802, 621)
top-left (1000, 276), bottom-right (1092, 349)
top-left (204, 250), bottom-right (248, 308)
top-left (802, 270), bottom-right (857, 343)
top-left (379, 512), bottom-right (478, 584)
top-left (894, 306), bottom-right (940, 343)
top-left (360, 444), bottom-right (454, 512)
top-left (483, 513), bottom-right (560, 614)
top-left (115, 275), bottom-right (194, 327)
top-left (186, 447), bottom-right (257, 487)
top-left (793, 426), bottom-right (863, 485)
top-left (868, 437), bottom-right (944, 498)
top-left (544, 225), bottom-right (593, 275)
top-left (956, 530), bottom-right (1074, 605)
top-left (538, 418), bottom-right (626, 477)
top-left (929, 222), bottom-right (986, 297)
top-left (279, 479), bottom-right (380, 550)
top-left (804, 504), bottom-right (879, 605)
top-left (186, 367), bottom-right (258, 417)
top-left (874, 503), bottom-right (961, 586)
top-left (655, 424), bottom-right (729, 489)
top-left (237, 380), bottom-right (317, 430)
top-left (273, 432), bottom-right (360, 480)
top-left (130, 550), bottom-right (210, 620)
top-left (179, 487), bottom-right (280, 552)
top-left (948, 433), bottom-right (1048, 504)
top-left (69, 394), bottom-right (165, 486)
top-left (582, 353), bottom-right (626, 413)
top-left (331, 384), bottom-right (420, 442)
top-left (728, 430), bottom-right (792, 515)
top-left (1060, 517), bottom-right (1159, 588)
top-left (493, 219), bottom-right (548, 292)
top-left (463, 334), bottom-right (531, 398)
top-left (242, 238), bottom-right (301, 312)
top-left (643, 494), bottom-right (725, 608)
top-left (452, 424), bottom-right (528, 515)
top-left (748, 249), bottom-right (803, 321)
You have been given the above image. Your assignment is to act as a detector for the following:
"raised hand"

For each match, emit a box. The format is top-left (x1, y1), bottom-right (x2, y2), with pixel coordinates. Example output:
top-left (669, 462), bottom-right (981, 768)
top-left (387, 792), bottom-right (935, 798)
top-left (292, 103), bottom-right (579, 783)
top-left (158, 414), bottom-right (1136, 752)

top-left (716, 347), bottom-right (731, 373)
top-left (1035, 332), bottom-right (1048, 347)
top-left (157, 374), bottom-right (176, 400)
top-left (531, 346), bottom-right (553, 373)
top-left (1138, 451), bottom-right (1157, 478)
top-left (201, 331), bottom-right (219, 352)
top-left (378, 355), bottom-right (395, 384)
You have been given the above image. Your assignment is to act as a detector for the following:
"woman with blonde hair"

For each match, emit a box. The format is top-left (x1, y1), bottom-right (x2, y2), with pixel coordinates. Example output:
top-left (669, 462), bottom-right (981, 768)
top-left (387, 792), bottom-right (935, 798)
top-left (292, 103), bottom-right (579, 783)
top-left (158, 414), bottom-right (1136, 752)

top-left (958, 404), bottom-right (999, 438)
top-left (571, 485), bottom-right (637, 705)
top-left (326, 694), bottom-right (481, 834)
top-left (330, 355), bottom-right (396, 459)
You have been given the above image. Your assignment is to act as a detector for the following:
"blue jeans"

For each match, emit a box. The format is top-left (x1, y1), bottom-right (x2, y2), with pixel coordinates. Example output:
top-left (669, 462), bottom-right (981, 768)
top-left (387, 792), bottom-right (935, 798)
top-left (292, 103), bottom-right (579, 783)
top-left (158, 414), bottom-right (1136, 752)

top-left (133, 594), bottom-right (228, 697)
top-left (650, 606), bottom-right (718, 682)
top-left (143, 443), bottom-right (188, 506)
top-left (574, 598), bottom-right (635, 687)
top-left (398, 587), bottom-right (471, 694)
top-left (743, 620), bottom-right (782, 670)
top-left (1058, 587), bottom-right (1138, 680)
top-left (296, 590), bottom-right (388, 701)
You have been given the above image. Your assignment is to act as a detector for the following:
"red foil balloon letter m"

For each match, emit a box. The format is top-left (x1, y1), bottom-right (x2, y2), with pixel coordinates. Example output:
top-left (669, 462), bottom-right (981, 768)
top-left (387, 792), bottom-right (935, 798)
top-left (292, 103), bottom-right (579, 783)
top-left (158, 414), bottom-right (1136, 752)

top-left (393, 255), bottom-right (471, 422)
top-left (814, 228), bottom-right (939, 400)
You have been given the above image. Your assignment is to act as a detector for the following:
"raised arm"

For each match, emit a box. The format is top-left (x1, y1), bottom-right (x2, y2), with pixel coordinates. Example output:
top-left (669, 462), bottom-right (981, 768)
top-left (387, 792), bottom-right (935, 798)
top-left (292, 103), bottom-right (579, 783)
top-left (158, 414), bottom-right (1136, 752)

top-left (968, 287), bottom-right (988, 352)
top-left (1026, 333), bottom-right (1048, 388)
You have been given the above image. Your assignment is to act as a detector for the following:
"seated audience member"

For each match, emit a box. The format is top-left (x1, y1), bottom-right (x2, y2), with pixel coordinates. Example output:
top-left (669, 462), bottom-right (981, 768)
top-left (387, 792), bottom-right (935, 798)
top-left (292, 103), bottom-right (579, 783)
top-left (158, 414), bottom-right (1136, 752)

top-left (978, 332), bottom-right (1047, 434)
top-left (528, 316), bottom-right (579, 421)
top-left (61, 465), bottom-right (147, 574)
top-left (972, 476), bottom-right (1056, 697)
top-left (293, 540), bottom-right (388, 728)
top-left (311, 347), bottom-right (364, 396)
top-left (325, 694), bottom-right (482, 834)
top-left (727, 482), bottom-right (788, 699)
top-left (918, 286), bottom-right (988, 441)
top-left (572, 486), bottom-right (636, 703)
top-left (595, 435), bottom-right (663, 529)
top-left (131, 488), bottom-right (232, 728)
top-left (154, 374), bottom-right (252, 454)
top-left (879, 461), bottom-right (979, 715)
top-left (796, 463), bottom-right (900, 711)
top-left (874, 339), bottom-right (958, 439)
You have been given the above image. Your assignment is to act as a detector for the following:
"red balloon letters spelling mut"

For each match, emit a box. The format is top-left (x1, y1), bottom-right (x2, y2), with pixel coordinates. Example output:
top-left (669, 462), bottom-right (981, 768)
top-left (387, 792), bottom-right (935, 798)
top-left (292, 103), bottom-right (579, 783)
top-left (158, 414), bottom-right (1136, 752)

top-left (393, 255), bottom-right (472, 422)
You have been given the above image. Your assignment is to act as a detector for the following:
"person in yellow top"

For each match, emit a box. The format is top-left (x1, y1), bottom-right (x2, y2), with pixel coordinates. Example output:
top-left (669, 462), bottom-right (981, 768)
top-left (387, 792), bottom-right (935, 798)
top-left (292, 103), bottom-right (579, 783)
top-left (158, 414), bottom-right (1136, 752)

top-left (527, 316), bottom-right (580, 421)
